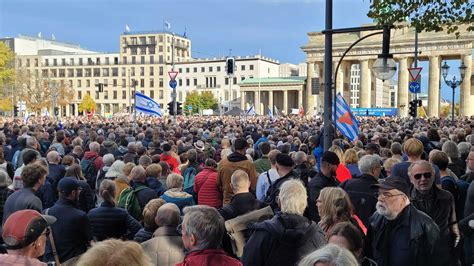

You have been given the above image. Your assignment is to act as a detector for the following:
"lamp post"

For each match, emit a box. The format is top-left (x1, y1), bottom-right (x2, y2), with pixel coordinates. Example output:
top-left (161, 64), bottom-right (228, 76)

top-left (441, 61), bottom-right (467, 125)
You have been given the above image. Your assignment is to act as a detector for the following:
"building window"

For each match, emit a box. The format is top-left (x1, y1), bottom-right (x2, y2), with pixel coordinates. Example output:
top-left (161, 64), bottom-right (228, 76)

top-left (201, 67), bottom-right (205, 72)
top-left (67, 69), bottom-right (74, 77)
top-left (179, 68), bottom-right (183, 73)
top-left (34, 59), bottom-right (38, 67)
top-left (122, 79), bottom-right (126, 88)
top-left (250, 64), bottom-right (254, 70)
top-left (131, 68), bottom-right (135, 76)
top-left (209, 67), bottom-right (213, 72)
top-left (233, 77), bottom-right (237, 84)
top-left (113, 79), bottom-right (117, 87)
top-left (241, 77), bottom-right (245, 81)
top-left (217, 66), bottom-right (221, 72)
top-left (150, 78), bottom-right (154, 87)
top-left (141, 56), bottom-right (145, 64)
top-left (186, 68), bottom-right (190, 73)
top-left (94, 68), bottom-right (100, 77)
top-left (102, 68), bottom-right (109, 76)
top-left (86, 80), bottom-right (91, 87)
top-left (78, 80), bottom-right (82, 87)
top-left (76, 69), bottom-right (83, 77)
top-left (241, 65), bottom-right (245, 71)
top-left (122, 57), bottom-right (127, 64)
top-left (113, 91), bottom-right (117, 99)
top-left (193, 78), bottom-right (197, 86)
top-left (122, 91), bottom-right (126, 99)
top-left (45, 59), bottom-right (49, 66)
top-left (104, 91), bottom-right (108, 100)
top-left (114, 57), bottom-right (119, 64)
top-left (78, 91), bottom-right (82, 100)
top-left (150, 67), bottom-right (154, 76)
top-left (159, 79), bottom-right (163, 87)
top-left (159, 90), bottom-right (164, 99)
top-left (140, 67), bottom-right (144, 76)
top-left (150, 55), bottom-right (154, 64)
top-left (225, 78), bottom-right (229, 85)
top-left (140, 79), bottom-right (145, 87)
top-left (132, 57), bottom-right (136, 64)
top-left (193, 67), bottom-right (197, 73)
top-left (150, 90), bottom-right (154, 99)
top-left (61, 58), bottom-right (66, 66)
top-left (53, 59), bottom-right (57, 66)
top-left (159, 67), bottom-right (164, 75)
top-left (179, 79), bottom-right (182, 86)
top-left (79, 58), bottom-right (83, 65)
top-left (186, 79), bottom-right (190, 86)
top-left (112, 68), bottom-right (118, 77)
top-left (159, 46), bottom-right (163, 52)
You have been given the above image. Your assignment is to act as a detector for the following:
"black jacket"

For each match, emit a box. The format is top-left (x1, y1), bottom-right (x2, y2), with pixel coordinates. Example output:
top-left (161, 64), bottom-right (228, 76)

top-left (366, 204), bottom-right (440, 266)
top-left (293, 164), bottom-right (317, 188)
top-left (48, 163), bottom-right (66, 191)
top-left (242, 213), bottom-right (326, 266)
top-left (219, 192), bottom-right (267, 221)
top-left (87, 201), bottom-right (142, 241)
top-left (133, 227), bottom-right (155, 243)
top-left (133, 181), bottom-right (158, 210)
top-left (340, 173), bottom-right (378, 228)
top-left (307, 172), bottom-right (339, 222)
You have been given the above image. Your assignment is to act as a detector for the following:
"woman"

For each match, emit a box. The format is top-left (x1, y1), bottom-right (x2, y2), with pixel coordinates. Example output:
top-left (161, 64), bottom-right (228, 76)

top-left (160, 173), bottom-right (194, 212)
top-left (194, 159), bottom-right (222, 208)
top-left (383, 157), bottom-right (401, 178)
top-left (329, 145), bottom-right (352, 182)
top-left (105, 160), bottom-right (125, 180)
top-left (61, 155), bottom-right (75, 171)
top-left (76, 239), bottom-right (152, 266)
top-left (317, 187), bottom-right (365, 235)
top-left (87, 180), bottom-right (142, 241)
top-left (343, 148), bottom-right (361, 178)
top-left (442, 140), bottom-right (465, 177)
top-left (298, 244), bottom-right (358, 266)
top-left (65, 163), bottom-right (95, 212)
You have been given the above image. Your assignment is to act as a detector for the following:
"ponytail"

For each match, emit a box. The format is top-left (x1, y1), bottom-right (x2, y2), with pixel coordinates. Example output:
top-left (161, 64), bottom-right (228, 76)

top-left (99, 179), bottom-right (117, 206)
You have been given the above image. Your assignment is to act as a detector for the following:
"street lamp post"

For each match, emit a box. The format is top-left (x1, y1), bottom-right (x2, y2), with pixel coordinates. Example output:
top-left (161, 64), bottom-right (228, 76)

top-left (441, 61), bottom-right (467, 125)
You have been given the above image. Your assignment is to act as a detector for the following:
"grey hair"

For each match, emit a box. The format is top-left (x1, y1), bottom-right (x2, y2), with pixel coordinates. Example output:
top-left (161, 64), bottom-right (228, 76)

top-left (166, 173), bottom-right (184, 189)
top-left (26, 137), bottom-right (37, 148)
top-left (458, 142), bottom-right (471, 158)
top-left (358, 155), bottom-right (381, 175)
top-left (442, 140), bottom-right (459, 159)
top-left (89, 141), bottom-right (100, 152)
top-left (279, 179), bottom-right (307, 215)
top-left (155, 203), bottom-right (180, 227)
top-left (298, 244), bottom-right (358, 266)
top-left (102, 154), bottom-right (115, 167)
top-left (182, 205), bottom-right (225, 250)
top-left (294, 151), bottom-right (307, 165)
top-left (408, 160), bottom-right (434, 178)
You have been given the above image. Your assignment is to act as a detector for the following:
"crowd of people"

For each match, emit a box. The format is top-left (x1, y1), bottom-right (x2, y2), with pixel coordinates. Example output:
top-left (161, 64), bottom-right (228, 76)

top-left (0, 114), bottom-right (473, 266)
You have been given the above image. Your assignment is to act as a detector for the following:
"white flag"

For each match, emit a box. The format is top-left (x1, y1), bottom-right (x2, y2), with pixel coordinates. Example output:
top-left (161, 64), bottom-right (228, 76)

top-left (37, 32), bottom-right (42, 38)
top-left (125, 24), bottom-right (131, 32)
top-left (246, 105), bottom-right (256, 116)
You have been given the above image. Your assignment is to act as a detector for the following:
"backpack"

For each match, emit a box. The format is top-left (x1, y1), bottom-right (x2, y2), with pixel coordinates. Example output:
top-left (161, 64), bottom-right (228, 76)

top-left (95, 167), bottom-right (107, 194)
top-left (441, 175), bottom-right (469, 220)
top-left (225, 206), bottom-right (274, 258)
top-left (80, 156), bottom-right (98, 190)
top-left (183, 166), bottom-right (197, 196)
top-left (118, 185), bottom-right (148, 221)
top-left (263, 174), bottom-right (293, 210)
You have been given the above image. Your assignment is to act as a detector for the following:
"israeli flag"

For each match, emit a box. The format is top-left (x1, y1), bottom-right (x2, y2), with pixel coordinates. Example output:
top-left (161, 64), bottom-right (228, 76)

top-left (246, 105), bottom-right (256, 116)
top-left (267, 106), bottom-right (274, 120)
top-left (135, 92), bottom-right (162, 117)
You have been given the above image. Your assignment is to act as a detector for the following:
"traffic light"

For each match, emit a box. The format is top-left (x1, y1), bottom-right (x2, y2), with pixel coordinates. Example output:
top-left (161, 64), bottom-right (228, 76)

top-left (54, 107), bottom-right (59, 116)
top-left (409, 100), bottom-right (417, 117)
top-left (176, 102), bottom-right (182, 115)
top-left (226, 57), bottom-right (235, 75)
top-left (167, 101), bottom-right (174, 115)
top-left (417, 99), bottom-right (422, 107)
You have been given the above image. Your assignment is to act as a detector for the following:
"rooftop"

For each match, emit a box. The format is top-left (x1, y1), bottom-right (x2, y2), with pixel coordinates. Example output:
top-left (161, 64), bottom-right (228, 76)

top-left (122, 30), bottom-right (188, 39)
top-left (239, 76), bottom-right (306, 85)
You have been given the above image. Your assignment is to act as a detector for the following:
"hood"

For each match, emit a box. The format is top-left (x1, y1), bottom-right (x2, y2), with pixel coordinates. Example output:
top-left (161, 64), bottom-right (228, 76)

top-left (103, 140), bottom-right (116, 148)
top-left (227, 152), bottom-right (248, 162)
top-left (84, 151), bottom-right (99, 160)
top-left (164, 189), bottom-right (192, 199)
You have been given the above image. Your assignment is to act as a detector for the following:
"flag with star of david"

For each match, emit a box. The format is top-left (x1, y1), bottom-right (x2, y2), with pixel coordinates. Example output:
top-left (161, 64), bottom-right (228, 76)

top-left (135, 92), bottom-right (162, 117)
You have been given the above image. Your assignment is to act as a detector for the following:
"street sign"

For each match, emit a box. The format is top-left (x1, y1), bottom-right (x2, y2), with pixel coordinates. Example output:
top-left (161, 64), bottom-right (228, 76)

top-left (409, 81), bottom-right (421, 93)
top-left (169, 80), bottom-right (177, 89)
top-left (188, 105), bottom-right (192, 110)
top-left (168, 71), bottom-right (179, 81)
top-left (408, 67), bottom-right (422, 81)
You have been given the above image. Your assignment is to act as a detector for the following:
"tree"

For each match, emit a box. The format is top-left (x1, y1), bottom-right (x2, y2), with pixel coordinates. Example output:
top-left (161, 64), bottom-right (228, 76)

top-left (79, 94), bottom-right (96, 113)
top-left (15, 68), bottom-right (53, 113)
top-left (440, 104), bottom-right (460, 117)
top-left (0, 98), bottom-right (12, 113)
top-left (368, 0), bottom-right (473, 37)
top-left (200, 91), bottom-right (218, 110)
top-left (56, 79), bottom-right (75, 108)
top-left (0, 42), bottom-right (15, 90)
top-left (184, 91), bottom-right (201, 115)
top-left (184, 91), bottom-right (218, 114)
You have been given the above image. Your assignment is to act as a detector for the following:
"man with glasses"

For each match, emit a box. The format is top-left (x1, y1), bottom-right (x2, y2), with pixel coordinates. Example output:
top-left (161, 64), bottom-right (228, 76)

top-left (366, 176), bottom-right (440, 266)
top-left (409, 160), bottom-right (460, 266)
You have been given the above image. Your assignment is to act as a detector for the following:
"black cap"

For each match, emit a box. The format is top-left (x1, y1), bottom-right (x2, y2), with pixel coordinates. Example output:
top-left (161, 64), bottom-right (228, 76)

top-left (371, 176), bottom-right (411, 197)
top-left (276, 153), bottom-right (294, 167)
top-left (162, 143), bottom-right (172, 152)
top-left (58, 177), bottom-right (81, 195)
top-left (321, 151), bottom-right (340, 166)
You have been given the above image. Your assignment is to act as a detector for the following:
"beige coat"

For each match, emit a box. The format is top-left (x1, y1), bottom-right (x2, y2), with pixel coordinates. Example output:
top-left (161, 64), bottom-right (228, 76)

top-left (141, 226), bottom-right (185, 266)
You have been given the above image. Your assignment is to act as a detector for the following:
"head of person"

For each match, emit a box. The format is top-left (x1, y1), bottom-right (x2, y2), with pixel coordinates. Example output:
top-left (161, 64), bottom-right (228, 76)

top-left (327, 222), bottom-right (364, 260)
top-left (390, 142), bottom-right (402, 156)
top-left (75, 239), bottom-right (152, 266)
top-left (383, 157), bottom-right (401, 177)
top-left (268, 149), bottom-right (281, 168)
top-left (58, 176), bottom-right (82, 201)
top-left (73, 145), bottom-right (83, 156)
top-left (2, 210), bottom-right (56, 259)
top-left (142, 198), bottom-right (166, 231)
top-left (278, 179), bottom-right (307, 216)
top-left (298, 244), bottom-right (359, 266)
top-left (130, 165), bottom-right (146, 183)
top-left (65, 163), bottom-right (86, 181)
top-left (430, 150), bottom-right (449, 171)
top-left (358, 155), bottom-right (382, 179)
top-left (61, 155), bottom-right (75, 168)
top-left (103, 154), bottom-right (115, 167)
top-left (166, 173), bottom-right (184, 190)
top-left (372, 177), bottom-right (411, 220)
top-left (99, 179), bottom-right (117, 206)
top-left (138, 155), bottom-right (152, 169)
top-left (458, 142), bottom-right (471, 159)
top-left (26, 137), bottom-right (38, 149)
top-left (408, 160), bottom-right (436, 194)
top-left (403, 138), bottom-right (424, 159)
top-left (21, 162), bottom-right (48, 189)
top-left (442, 140), bottom-right (459, 159)
top-left (320, 151), bottom-right (340, 178)
top-left (230, 170), bottom-right (250, 194)
top-left (46, 150), bottom-right (61, 164)
top-left (294, 151), bottom-right (307, 166)
top-left (259, 142), bottom-right (271, 156)
top-left (467, 151), bottom-right (474, 172)
top-left (233, 138), bottom-right (248, 154)
top-left (181, 205), bottom-right (225, 252)
top-left (161, 143), bottom-right (172, 154)
top-left (328, 145), bottom-right (344, 163)
top-left (89, 141), bottom-right (100, 153)
top-left (343, 149), bottom-right (358, 165)
top-left (23, 150), bottom-right (39, 166)
top-left (158, 161), bottom-right (171, 176)
top-left (275, 153), bottom-right (295, 177)
top-left (317, 187), bottom-right (353, 228)
top-left (186, 149), bottom-right (198, 164)
top-left (204, 158), bottom-right (217, 169)
top-left (145, 163), bottom-right (162, 178)
top-left (154, 203), bottom-right (180, 228)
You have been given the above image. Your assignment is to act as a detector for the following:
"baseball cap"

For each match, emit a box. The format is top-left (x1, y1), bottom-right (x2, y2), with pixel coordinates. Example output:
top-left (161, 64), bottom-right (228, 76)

top-left (58, 176), bottom-right (81, 195)
top-left (371, 176), bottom-right (411, 197)
top-left (2, 210), bottom-right (56, 250)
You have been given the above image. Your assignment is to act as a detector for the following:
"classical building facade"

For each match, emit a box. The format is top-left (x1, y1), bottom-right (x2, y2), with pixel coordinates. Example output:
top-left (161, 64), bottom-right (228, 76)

top-left (302, 24), bottom-right (473, 117)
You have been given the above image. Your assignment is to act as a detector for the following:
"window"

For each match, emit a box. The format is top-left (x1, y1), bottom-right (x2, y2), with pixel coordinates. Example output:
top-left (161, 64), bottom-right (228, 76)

top-left (179, 68), bottom-right (183, 73)
top-left (131, 68), bottom-right (135, 76)
top-left (79, 58), bottom-right (83, 65)
top-left (59, 69), bottom-right (65, 77)
top-left (113, 91), bottom-right (117, 99)
top-left (140, 79), bottom-right (145, 87)
top-left (159, 79), bottom-right (163, 87)
top-left (61, 58), bottom-right (66, 66)
top-left (225, 77), bottom-right (229, 85)
top-left (42, 69), bottom-right (48, 77)
top-left (149, 36), bottom-right (155, 44)
top-left (102, 68), bottom-right (109, 76)
top-left (67, 69), bottom-right (74, 77)
top-left (85, 68), bottom-right (91, 77)
top-left (217, 66), bottom-right (221, 72)
top-left (78, 91), bottom-right (82, 100)
top-left (86, 80), bottom-right (91, 87)
top-left (112, 68), bottom-right (118, 77)
top-left (121, 67), bottom-right (126, 76)
top-left (186, 79), bottom-right (190, 86)
top-left (241, 77), bottom-right (245, 81)
top-left (113, 79), bottom-right (117, 86)
top-left (193, 78), bottom-right (197, 86)
top-left (193, 67), bottom-right (197, 73)
top-left (34, 59), bottom-right (38, 67)
top-left (159, 56), bottom-right (163, 63)
top-left (141, 56), bottom-right (145, 64)
top-left (122, 57), bottom-right (127, 64)
top-left (76, 69), bottom-right (83, 77)
top-left (68, 80), bottom-right (73, 87)
top-left (140, 67), bottom-right (145, 76)
top-left (150, 78), bottom-right (154, 87)
top-left (104, 91), bottom-right (108, 100)
top-left (122, 90), bottom-right (126, 99)
top-left (159, 67), bottom-right (164, 75)
top-left (233, 77), bottom-right (237, 84)
top-left (201, 67), bottom-right (205, 72)
top-left (186, 68), bottom-right (190, 73)
top-left (132, 56), bottom-right (136, 64)
top-left (150, 67), bottom-right (154, 76)
top-left (179, 79), bottom-right (182, 86)
top-left (150, 55), bottom-right (154, 64)
top-left (209, 66), bottom-right (213, 72)
top-left (53, 59), bottom-right (57, 66)
top-left (114, 57), bottom-right (119, 64)
top-left (78, 80), bottom-right (82, 87)
top-left (96, 91), bottom-right (99, 99)
top-left (131, 47), bottom-right (137, 55)
top-left (159, 46), bottom-right (163, 52)
top-left (45, 59), bottom-right (49, 66)
top-left (122, 79), bottom-right (126, 88)
top-left (150, 90), bottom-right (154, 99)
top-left (241, 65), bottom-right (245, 71)
top-left (94, 68), bottom-right (100, 77)
top-left (159, 90), bottom-right (163, 99)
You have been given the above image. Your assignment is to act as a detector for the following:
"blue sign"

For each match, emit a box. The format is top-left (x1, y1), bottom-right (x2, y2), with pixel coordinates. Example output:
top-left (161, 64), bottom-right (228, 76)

top-left (188, 105), bottom-right (193, 110)
top-left (169, 80), bottom-right (177, 89)
top-left (409, 81), bottom-right (420, 93)
top-left (352, 108), bottom-right (398, 117)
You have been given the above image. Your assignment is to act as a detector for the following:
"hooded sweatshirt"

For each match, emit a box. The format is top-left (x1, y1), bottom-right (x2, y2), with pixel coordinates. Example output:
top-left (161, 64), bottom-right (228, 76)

top-left (160, 189), bottom-right (194, 212)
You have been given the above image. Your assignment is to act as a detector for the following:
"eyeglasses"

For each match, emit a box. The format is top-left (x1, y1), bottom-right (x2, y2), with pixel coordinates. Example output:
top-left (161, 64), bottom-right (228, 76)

top-left (176, 224), bottom-right (183, 235)
top-left (413, 172), bottom-right (432, 180)
top-left (375, 192), bottom-right (405, 200)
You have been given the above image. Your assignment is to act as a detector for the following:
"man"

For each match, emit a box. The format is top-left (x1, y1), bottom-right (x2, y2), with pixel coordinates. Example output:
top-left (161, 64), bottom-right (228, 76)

top-left (256, 149), bottom-right (281, 200)
top-left (12, 150), bottom-right (39, 191)
top-left (293, 151), bottom-right (317, 187)
top-left (101, 133), bottom-right (118, 156)
top-left (253, 142), bottom-right (271, 174)
top-left (46, 151), bottom-right (66, 191)
top-left (1, 210), bottom-right (56, 265)
top-left (409, 160), bottom-right (460, 266)
top-left (123, 142), bottom-right (138, 164)
top-left (242, 179), bottom-right (325, 265)
top-left (462, 150), bottom-right (474, 182)
top-left (120, 165), bottom-right (157, 213)
top-left (219, 170), bottom-right (267, 221)
top-left (43, 177), bottom-right (92, 263)
top-left (16, 137), bottom-right (40, 169)
top-left (160, 143), bottom-right (180, 174)
top-left (307, 151), bottom-right (340, 222)
top-left (340, 154), bottom-right (381, 228)
top-left (81, 141), bottom-right (104, 190)
top-left (464, 171), bottom-right (474, 264)
top-left (217, 138), bottom-right (258, 204)
top-left (367, 176), bottom-right (440, 266)
top-left (3, 163), bottom-right (47, 225)
top-left (177, 205), bottom-right (242, 266)
top-left (263, 153), bottom-right (298, 211)
top-left (141, 203), bottom-right (185, 265)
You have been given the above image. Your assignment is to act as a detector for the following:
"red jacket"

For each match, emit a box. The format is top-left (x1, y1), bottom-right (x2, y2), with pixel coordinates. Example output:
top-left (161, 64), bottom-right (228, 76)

top-left (194, 167), bottom-right (222, 208)
top-left (336, 163), bottom-right (352, 183)
top-left (176, 249), bottom-right (242, 266)
top-left (160, 153), bottom-right (180, 174)
top-left (83, 151), bottom-right (104, 172)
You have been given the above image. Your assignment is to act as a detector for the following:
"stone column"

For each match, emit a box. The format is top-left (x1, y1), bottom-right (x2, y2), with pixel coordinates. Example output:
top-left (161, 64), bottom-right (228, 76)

top-left (298, 89), bottom-right (303, 108)
top-left (335, 61), bottom-right (345, 95)
top-left (66, 104), bottom-right (70, 117)
top-left (461, 54), bottom-right (473, 117)
top-left (397, 57), bottom-right (409, 117)
top-left (283, 90), bottom-right (288, 115)
top-left (359, 60), bottom-right (371, 108)
top-left (240, 91), bottom-right (246, 110)
top-left (255, 90), bottom-right (261, 115)
top-left (269, 90), bottom-right (273, 112)
top-left (306, 62), bottom-right (316, 114)
top-left (428, 56), bottom-right (440, 117)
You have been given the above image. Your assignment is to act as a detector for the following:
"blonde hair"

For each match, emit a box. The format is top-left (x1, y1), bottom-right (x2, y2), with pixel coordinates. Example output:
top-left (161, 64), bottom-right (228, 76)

top-left (278, 179), bottom-right (307, 215)
top-left (402, 138), bottom-right (424, 158)
top-left (142, 198), bottom-right (166, 230)
top-left (166, 173), bottom-right (184, 189)
top-left (76, 239), bottom-right (152, 266)
top-left (123, 162), bottom-right (136, 177)
top-left (329, 145), bottom-right (344, 164)
top-left (343, 148), bottom-right (358, 164)
top-left (383, 157), bottom-right (401, 173)
top-left (319, 187), bottom-right (353, 232)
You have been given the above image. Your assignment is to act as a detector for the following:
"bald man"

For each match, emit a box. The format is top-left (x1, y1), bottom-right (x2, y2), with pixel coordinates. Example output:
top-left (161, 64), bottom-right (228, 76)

top-left (46, 150), bottom-right (66, 191)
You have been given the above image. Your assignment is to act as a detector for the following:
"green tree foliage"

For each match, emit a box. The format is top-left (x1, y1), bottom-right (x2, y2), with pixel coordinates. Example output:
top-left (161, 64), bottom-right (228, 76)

top-left (0, 42), bottom-right (16, 94)
top-left (184, 91), bottom-right (218, 114)
top-left (79, 94), bottom-right (96, 113)
top-left (368, 0), bottom-right (473, 36)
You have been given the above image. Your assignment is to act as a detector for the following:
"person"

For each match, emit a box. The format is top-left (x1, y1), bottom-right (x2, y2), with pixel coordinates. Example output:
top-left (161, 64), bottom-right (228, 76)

top-left (43, 177), bottom-right (92, 263)
top-left (408, 160), bottom-right (460, 266)
top-left (1, 209), bottom-right (56, 266)
top-left (327, 222), bottom-right (377, 266)
top-left (383, 157), bottom-right (400, 177)
top-left (3, 163), bottom-right (47, 225)
top-left (81, 141), bottom-right (104, 190)
top-left (219, 170), bottom-right (267, 221)
top-left (145, 163), bottom-right (166, 197)
top-left (101, 133), bottom-right (118, 156)
top-left (340, 154), bottom-right (381, 228)
top-left (87, 180), bottom-right (142, 241)
top-left (16, 137), bottom-right (40, 169)
top-left (194, 159), bottom-right (222, 208)
top-left (308, 151), bottom-right (340, 222)
top-left (160, 173), bottom-right (194, 212)
top-left (177, 205), bottom-right (242, 266)
top-left (141, 203), bottom-right (185, 266)
top-left (0, 171), bottom-right (13, 227)
top-left (343, 148), bottom-right (362, 178)
top-left (263, 153), bottom-right (298, 211)
top-left (123, 142), bottom-right (138, 164)
top-left (46, 150), bottom-right (66, 191)
top-left (217, 138), bottom-right (258, 204)
top-left (255, 149), bottom-right (281, 200)
top-left (463, 176), bottom-right (474, 264)
top-left (105, 159), bottom-right (125, 180)
top-left (329, 145), bottom-right (352, 182)
top-left (64, 163), bottom-right (95, 213)
top-left (242, 179), bottom-right (326, 265)
top-left (462, 150), bottom-right (474, 182)
top-left (160, 143), bottom-right (181, 174)
top-left (298, 244), bottom-right (359, 266)
top-left (12, 149), bottom-right (39, 191)
top-left (95, 153), bottom-right (114, 194)
top-left (253, 142), bottom-right (272, 174)
top-left (293, 151), bottom-right (317, 187)
top-left (366, 176), bottom-right (440, 266)
top-left (442, 140), bottom-right (465, 177)
top-left (158, 161), bottom-right (171, 189)
top-left (75, 239), bottom-right (152, 266)
top-left (134, 198), bottom-right (166, 243)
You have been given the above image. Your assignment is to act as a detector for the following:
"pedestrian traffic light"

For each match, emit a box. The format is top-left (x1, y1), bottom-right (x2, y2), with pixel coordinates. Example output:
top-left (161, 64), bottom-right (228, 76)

top-left (417, 99), bottom-right (422, 107)
top-left (409, 100), bottom-right (417, 117)
top-left (167, 101), bottom-right (174, 115)
top-left (226, 57), bottom-right (235, 76)
top-left (176, 102), bottom-right (183, 115)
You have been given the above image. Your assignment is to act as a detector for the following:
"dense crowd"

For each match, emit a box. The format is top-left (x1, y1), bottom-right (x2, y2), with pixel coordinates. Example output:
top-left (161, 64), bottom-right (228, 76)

top-left (0, 114), bottom-right (473, 266)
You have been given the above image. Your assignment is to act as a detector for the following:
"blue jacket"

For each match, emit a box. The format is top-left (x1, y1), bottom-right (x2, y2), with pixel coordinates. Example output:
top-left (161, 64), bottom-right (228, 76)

top-left (87, 201), bottom-right (142, 241)
top-left (160, 190), bottom-right (195, 212)
top-left (133, 227), bottom-right (155, 243)
top-left (146, 177), bottom-right (166, 197)
top-left (36, 179), bottom-right (57, 209)
top-left (48, 164), bottom-right (66, 191)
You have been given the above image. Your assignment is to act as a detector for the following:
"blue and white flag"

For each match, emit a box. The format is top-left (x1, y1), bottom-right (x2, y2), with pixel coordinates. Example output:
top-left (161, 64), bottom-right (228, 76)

top-left (267, 106), bottom-right (274, 120)
top-left (163, 21), bottom-right (171, 30)
top-left (135, 92), bottom-right (162, 117)
top-left (23, 112), bottom-right (29, 124)
top-left (246, 105), bottom-right (256, 116)
top-left (332, 93), bottom-right (359, 142)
